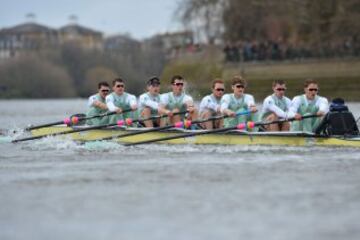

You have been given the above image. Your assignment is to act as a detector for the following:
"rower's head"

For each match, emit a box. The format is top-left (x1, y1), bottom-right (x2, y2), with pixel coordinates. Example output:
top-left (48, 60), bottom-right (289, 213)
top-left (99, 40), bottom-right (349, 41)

top-left (304, 79), bottom-right (319, 100)
top-left (272, 80), bottom-right (286, 98)
top-left (112, 78), bottom-right (125, 95)
top-left (98, 81), bottom-right (110, 98)
top-left (171, 75), bottom-right (185, 95)
top-left (231, 75), bottom-right (246, 96)
top-left (147, 76), bottom-right (161, 95)
top-left (212, 78), bottom-right (225, 99)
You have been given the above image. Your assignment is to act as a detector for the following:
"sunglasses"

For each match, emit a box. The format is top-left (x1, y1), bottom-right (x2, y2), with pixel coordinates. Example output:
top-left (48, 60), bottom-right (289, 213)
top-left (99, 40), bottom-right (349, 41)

top-left (115, 84), bottom-right (124, 88)
top-left (308, 88), bottom-right (318, 92)
top-left (215, 88), bottom-right (225, 92)
top-left (276, 88), bottom-right (286, 91)
top-left (235, 84), bottom-right (245, 89)
top-left (100, 89), bottom-right (110, 92)
top-left (173, 82), bottom-right (184, 86)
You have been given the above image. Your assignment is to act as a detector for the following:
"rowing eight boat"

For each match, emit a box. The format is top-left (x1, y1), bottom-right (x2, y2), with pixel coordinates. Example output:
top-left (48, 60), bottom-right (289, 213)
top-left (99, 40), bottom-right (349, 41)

top-left (30, 125), bottom-right (360, 148)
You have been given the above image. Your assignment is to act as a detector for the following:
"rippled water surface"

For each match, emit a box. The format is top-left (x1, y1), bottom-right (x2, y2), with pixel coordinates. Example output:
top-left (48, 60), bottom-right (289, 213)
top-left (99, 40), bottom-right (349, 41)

top-left (1, 99), bottom-right (360, 240)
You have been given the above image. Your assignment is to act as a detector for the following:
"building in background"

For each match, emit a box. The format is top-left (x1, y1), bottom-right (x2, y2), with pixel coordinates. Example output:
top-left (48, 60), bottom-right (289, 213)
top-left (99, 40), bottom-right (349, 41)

top-left (0, 22), bottom-right (58, 59)
top-left (0, 20), bottom-right (103, 60)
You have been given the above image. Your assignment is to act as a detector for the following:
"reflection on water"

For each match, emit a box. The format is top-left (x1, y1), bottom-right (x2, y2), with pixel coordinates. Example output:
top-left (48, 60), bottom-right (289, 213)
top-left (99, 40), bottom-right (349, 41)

top-left (1, 99), bottom-right (360, 240)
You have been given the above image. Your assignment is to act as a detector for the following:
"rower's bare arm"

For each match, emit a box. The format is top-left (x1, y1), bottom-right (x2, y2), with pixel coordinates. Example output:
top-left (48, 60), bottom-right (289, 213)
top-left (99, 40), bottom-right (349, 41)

top-left (223, 109), bottom-right (236, 117)
top-left (158, 106), bottom-right (174, 117)
top-left (93, 101), bottom-right (108, 110)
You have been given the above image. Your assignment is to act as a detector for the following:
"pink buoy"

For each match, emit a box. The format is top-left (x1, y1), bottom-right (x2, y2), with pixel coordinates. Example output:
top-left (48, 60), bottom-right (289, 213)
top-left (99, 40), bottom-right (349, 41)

top-left (174, 121), bottom-right (184, 128)
top-left (125, 118), bottom-right (133, 126)
top-left (236, 123), bottom-right (246, 130)
top-left (117, 120), bottom-right (125, 126)
top-left (63, 118), bottom-right (71, 125)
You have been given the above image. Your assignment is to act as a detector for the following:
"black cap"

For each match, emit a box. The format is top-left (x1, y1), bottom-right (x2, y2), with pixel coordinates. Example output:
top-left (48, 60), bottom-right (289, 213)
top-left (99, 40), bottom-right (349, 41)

top-left (147, 76), bottom-right (160, 86)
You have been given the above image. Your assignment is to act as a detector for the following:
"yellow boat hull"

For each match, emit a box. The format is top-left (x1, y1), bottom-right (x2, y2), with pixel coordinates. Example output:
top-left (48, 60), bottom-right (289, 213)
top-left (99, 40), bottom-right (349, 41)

top-left (30, 126), bottom-right (360, 148)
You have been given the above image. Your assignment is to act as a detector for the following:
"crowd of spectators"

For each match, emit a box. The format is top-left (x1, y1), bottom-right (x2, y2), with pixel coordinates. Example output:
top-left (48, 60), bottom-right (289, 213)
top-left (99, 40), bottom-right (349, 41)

top-left (223, 38), bottom-right (360, 63)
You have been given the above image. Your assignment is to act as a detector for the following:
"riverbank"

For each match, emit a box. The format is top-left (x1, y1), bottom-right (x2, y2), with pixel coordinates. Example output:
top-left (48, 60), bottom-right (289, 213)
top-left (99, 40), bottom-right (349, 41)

top-left (162, 56), bottom-right (360, 101)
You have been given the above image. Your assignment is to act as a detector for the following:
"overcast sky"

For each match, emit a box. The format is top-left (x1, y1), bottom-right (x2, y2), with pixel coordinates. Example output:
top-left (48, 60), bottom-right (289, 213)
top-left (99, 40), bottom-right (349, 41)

top-left (0, 0), bottom-right (181, 40)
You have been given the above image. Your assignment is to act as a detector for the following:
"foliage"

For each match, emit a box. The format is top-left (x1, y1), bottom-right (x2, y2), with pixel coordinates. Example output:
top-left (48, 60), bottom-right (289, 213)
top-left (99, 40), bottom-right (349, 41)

top-left (0, 55), bottom-right (75, 98)
top-left (177, 0), bottom-right (360, 48)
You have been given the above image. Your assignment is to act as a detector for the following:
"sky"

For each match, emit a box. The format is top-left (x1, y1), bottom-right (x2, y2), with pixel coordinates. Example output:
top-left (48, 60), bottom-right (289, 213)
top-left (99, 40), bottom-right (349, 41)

top-left (0, 0), bottom-right (181, 40)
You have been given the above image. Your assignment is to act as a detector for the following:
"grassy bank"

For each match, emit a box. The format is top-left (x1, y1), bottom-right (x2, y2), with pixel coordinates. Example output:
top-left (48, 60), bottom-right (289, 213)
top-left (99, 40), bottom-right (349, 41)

top-left (161, 57), bottom-right (360, 101)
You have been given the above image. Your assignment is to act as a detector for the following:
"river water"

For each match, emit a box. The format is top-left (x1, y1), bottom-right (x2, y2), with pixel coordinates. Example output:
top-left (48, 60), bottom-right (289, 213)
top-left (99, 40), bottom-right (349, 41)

top-left (1, 99), bottom-right (360, 240)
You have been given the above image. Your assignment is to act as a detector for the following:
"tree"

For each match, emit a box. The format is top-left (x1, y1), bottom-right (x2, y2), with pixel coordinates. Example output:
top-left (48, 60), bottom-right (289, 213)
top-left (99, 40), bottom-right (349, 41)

top-left (177, 0), bottom-right (225, 43)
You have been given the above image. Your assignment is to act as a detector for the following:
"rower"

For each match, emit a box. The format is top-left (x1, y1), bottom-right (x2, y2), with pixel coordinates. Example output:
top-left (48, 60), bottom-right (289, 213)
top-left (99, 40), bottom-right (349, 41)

top-left (221, 75), bottom-right (258, 129)
top-left (199, 79), bottom-right (225, 129)
top-left (315, 98), bottom-right (359, 136)
top-left (159, 75), bottom-right (198, 127)
top-left (261, 80), bottom-right (292, 131)
top-left (289, 79), bottom-right (329, 132)
top-left (86, 81), bottom-right (110, 125)
top-left (106, 78), bottom-right (137, 125)
top-left (138, 77), bottom-right (162, 127)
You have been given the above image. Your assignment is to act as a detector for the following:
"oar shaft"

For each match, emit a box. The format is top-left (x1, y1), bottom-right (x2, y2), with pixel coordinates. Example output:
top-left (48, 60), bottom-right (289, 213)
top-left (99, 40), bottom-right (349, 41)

top-left (25, 109), bottom-right (131, 131)
top-left (13, 109), bottom-right (134, 142)
top-left (124, 114), bottom-right (319, 146)
top-left (98, 111), bottom-right (190, 141)
top-left (13, 110), bottom-right (188, 143)
top-left (13, 123), bottom-right (123, 143)
top-left (124, 126), bottom-right (235, 146)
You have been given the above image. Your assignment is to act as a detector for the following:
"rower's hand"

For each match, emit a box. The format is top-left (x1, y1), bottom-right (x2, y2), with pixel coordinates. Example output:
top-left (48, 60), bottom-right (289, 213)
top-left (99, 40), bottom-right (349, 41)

top-left (317, 111), bottom-right (325, 117)
top-left (131, 104), bottom-right (137, 111)
top-left (294, 113), bottom-right (302, 120)
top-left (250, 105), bottom-right (258, 113)
top-left (216, 106), bottom-right (221, 114)
top-left (227, 110), bottom-right (236, 117)
top-left (187, 105), bottom-right (195, 113)
top-left (166, 110), bottom-right (174, 117)
top-left (115, 107), bottom-right (123, 114)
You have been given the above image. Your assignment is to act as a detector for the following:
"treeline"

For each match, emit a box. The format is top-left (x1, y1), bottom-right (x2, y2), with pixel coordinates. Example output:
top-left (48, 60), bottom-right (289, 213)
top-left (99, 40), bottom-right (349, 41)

top-left (177, 0), bottom-right (360, 56)
top-left (0, 43), bottom-right (166, 98)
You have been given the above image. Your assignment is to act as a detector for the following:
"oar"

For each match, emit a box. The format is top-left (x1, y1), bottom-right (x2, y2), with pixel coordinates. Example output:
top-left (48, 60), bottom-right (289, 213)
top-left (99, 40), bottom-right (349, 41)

top-left (12, 111), bottom-right (187, 143)
top-left (25, 109), bottom-right (132, 131)
top-left (125, 114), bottom-right (318, 146)
top-left (97, 110), bottom-right (252, 142)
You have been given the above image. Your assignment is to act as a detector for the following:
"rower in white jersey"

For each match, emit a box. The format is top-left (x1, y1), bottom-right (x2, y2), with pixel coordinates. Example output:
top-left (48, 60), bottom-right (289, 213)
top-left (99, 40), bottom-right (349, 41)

top-left (221, 76), bottom-right (258, 129)
top-left (138, 76), bottom-right (161, 127)
top-left (199, 79), bottom-right (225, 129)
top-left (261, 80), bottom-right (292, 131)
top-left (159, 75), bottom-right (198, 127)
top-left (288, 79), bottom-right (329, 132)
top-left (86, 81), bottom-right (110, 125)
top-left (106, 78), bottom-right (137, 125)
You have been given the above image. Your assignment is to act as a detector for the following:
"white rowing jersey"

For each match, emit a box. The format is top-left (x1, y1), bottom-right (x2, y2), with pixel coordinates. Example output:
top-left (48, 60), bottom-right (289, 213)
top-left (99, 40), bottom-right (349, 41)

top-left (160, 92), bottom-right (193, 110)
top-left (199, 94), bottom-right (221, 113)
top-left (220, 93), bottom-right (255, 112)
top-left (106, 92), bottom-right (137, 112)
top-left (138, 92), bottom-right (160, 111)
top-left (288, 94), bottom-right (329, 117)
top-left (261, 94), bottom-right (291, 119)
top-left (87, 94), bottom-right (106, 107)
